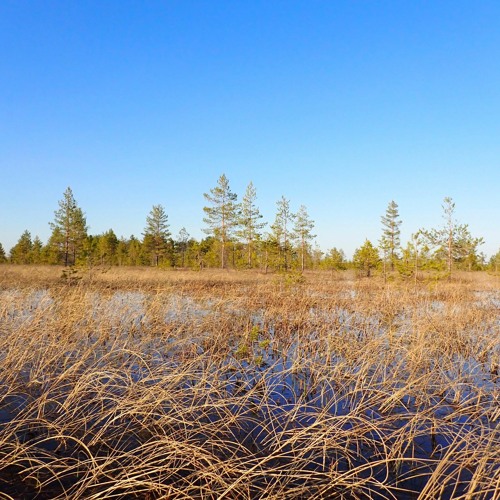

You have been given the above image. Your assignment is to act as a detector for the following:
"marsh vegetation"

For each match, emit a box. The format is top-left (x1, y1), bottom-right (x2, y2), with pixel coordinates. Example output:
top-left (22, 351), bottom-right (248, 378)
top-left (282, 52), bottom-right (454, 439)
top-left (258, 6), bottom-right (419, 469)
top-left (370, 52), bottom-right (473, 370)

top-left (0, 266), bottom-right (498, 499)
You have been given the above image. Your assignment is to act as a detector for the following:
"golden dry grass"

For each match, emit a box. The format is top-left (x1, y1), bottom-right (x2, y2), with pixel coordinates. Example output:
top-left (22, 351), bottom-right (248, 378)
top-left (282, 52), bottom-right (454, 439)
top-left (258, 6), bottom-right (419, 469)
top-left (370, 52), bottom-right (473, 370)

top-left (0, 265), bottom-right (498, 499)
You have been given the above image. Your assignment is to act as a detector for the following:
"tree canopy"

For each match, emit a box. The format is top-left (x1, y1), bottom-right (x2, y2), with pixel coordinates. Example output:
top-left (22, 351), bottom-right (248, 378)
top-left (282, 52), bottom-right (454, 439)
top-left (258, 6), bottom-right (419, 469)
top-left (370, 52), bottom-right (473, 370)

top-left (3, 182), bottom-right (494, 277)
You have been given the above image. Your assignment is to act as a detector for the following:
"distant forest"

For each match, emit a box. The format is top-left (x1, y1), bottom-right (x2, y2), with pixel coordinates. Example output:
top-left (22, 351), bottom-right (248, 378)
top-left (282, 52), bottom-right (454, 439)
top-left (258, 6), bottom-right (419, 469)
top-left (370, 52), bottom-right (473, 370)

top-left (2, 175), bottom-right (499, 276)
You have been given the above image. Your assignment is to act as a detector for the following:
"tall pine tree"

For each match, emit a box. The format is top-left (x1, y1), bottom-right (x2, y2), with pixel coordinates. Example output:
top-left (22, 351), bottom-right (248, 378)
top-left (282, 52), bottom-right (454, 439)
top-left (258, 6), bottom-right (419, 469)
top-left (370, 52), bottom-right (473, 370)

top-left (380, 200), bottom-right (402, 272)
top-left (292, 205), bottom-right (315, 271)
top-left (49, 187), bottom-right (88, 266)
top-left (270, 196), bottom-right (294, 271)
top-left (425, 197), bottom-right (483, 277)
top-left (203, 174), bottom-right (238, 269)
top-left (236, 182), bottom-right (266, 268)
top-left (143, 205), bottom-right (171, 266)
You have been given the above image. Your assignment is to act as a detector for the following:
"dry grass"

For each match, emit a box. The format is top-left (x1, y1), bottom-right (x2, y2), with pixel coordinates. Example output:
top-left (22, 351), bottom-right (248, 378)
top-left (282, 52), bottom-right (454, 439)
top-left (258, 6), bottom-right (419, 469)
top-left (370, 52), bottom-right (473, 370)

top-left (0, 265), bottom-right (498, 499)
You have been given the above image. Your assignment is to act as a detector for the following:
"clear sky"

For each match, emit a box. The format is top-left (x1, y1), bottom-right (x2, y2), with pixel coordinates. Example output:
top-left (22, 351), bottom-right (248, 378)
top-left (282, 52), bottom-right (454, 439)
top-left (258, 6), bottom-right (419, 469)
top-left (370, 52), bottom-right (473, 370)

top-left (1, 1), bottom-right (499, 258)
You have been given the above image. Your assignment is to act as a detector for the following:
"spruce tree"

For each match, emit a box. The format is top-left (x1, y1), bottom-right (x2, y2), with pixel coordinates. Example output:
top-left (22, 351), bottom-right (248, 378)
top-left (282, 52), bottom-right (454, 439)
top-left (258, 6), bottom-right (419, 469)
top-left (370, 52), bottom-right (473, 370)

top-left (203, 174), bottom-right (238, 269)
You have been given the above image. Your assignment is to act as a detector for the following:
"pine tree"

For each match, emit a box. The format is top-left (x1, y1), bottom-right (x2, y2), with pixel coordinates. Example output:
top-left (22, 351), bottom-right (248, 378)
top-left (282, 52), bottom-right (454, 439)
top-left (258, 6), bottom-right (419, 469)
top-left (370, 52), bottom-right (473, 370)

top-left (380, 200), bottom-right (402, 273)
top-left (489, 249), bottom-right (500, 273)
top-left (203, 174), bottom-right (238, 269)
top-left (143, 205), bottom-right (171, 266)
top-left (270, 196), bottom-right (294, 271)
top-left (49, 187), bottom-right (88, 266)
top-left (176, 227), bottom-right (190, 268)
top-left (455, 227), bottom-right (484, 272)
top-left (353, 239), bottom-right (380, 277)
top-left (425, 197), bottom-right (483, 278)
top-left (322, 247), bottom-right (346, 272)
top-left (397, 231), bottom-right (427, 282)
top-left (236, 182), bottom-right (266, 268)
top-left (292, 205), bottom-right (315, 271)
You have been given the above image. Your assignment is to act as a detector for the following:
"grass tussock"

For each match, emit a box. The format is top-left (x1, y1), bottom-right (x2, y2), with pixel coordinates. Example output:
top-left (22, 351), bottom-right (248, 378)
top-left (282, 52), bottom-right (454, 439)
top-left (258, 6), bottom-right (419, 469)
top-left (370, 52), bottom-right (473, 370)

top-left (0, 265), bottom-right (498, 499)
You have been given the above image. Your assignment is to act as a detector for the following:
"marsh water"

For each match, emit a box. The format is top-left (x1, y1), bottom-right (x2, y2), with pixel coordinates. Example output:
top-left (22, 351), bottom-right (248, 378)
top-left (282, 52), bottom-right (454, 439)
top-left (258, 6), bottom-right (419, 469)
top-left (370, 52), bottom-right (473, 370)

top-left (0, 281), bottom-right (499, 499)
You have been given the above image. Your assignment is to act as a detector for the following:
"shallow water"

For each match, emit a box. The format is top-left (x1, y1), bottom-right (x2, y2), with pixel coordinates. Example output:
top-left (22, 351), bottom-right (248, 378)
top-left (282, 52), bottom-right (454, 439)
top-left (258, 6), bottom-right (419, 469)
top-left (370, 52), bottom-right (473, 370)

top-left (1, 285), bottom-right (498, 499)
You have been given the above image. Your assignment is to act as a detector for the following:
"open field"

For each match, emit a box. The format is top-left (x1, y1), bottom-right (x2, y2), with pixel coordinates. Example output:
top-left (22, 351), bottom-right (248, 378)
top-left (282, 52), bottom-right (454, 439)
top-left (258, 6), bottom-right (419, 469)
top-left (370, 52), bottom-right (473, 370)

top-left (0, 265), bottom-right (499, 499)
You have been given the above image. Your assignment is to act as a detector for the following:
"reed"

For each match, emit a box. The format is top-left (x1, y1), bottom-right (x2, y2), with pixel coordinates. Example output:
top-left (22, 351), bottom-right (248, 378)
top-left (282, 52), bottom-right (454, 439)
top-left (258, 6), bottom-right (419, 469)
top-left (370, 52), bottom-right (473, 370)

top-left (0, 265), bottom-right (498, 498)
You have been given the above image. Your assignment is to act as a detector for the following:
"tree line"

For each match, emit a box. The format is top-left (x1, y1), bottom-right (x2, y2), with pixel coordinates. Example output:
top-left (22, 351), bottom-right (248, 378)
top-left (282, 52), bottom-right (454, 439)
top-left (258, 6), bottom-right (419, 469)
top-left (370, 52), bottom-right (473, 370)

top-left (1, 176), bottom-right (498, 276)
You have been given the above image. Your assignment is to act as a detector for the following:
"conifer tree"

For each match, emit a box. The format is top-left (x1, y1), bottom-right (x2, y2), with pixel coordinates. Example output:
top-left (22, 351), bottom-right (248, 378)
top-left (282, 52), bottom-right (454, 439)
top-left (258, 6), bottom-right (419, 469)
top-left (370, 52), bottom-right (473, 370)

top-left (425, 197), bottom-right (483, 278)
top-left (380, 200), bottom-right (402, 272)
top-left (292, 205), bottom-right (315, 271)
top-left (31, 236), bottom-right (43, 264)
top-left (116, 238), bottom-right (128, 266)
top-left (97, 229), bottom-right (119, 266)
top-left (43, 228), bottom-right (63, 265)
top-left (322, 247), bottom-right (346, 272)
top-left (203, 174), bottom-right (238, 269)
top-left (127, 236), bottom-right (143, 266)
top-left (176, 227), bottom-right (190, 268)
top-left (489, 249), bottom-right (500, 273)
top-left (79, 235), bottom-right (98, 267)
top-left (236, 182), bottom-right (266, 268)
top-left (143, 205), bottom-right (171, 266)
top-left (0, 242), bottom-right (6, 263)
top-left (49, 187), bottom-right (88, 266)
top-left (9, 230), bottom-right (33, 264)
top-left (270, 196), bottom-right (294, 271)
top-left (353, 239), bottom-right (380, 277)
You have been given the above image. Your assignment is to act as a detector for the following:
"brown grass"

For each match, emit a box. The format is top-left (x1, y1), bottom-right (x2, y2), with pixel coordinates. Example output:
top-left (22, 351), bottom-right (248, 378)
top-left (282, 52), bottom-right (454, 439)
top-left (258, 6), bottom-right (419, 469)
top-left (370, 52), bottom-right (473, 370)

top-left (0, 265), bottom-right (498, 499)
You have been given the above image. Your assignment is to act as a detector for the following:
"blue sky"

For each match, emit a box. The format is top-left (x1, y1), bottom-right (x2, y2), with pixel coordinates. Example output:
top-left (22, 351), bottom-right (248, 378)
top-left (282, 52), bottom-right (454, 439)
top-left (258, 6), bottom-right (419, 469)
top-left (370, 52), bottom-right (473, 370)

top-left (1, 1), bottom-right (499, 258)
